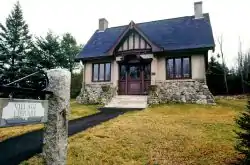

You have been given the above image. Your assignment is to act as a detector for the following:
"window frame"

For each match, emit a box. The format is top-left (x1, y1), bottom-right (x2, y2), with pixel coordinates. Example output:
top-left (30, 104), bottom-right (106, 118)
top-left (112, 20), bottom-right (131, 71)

top-left (143, 63), bottom-right (151, 80)
top-left (166, 56), bottom-right (192, 80)
top-left (92, 62), bottom-right (111, 82)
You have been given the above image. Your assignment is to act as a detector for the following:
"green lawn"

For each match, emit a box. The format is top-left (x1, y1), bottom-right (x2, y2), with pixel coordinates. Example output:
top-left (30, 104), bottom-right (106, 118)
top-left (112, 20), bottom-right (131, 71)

top-left (69, 100), bottom-right (99, 120)
top-left (0, 100), bottom-right (99, 142)
top-left (20, 98), bottom-right (246, 165)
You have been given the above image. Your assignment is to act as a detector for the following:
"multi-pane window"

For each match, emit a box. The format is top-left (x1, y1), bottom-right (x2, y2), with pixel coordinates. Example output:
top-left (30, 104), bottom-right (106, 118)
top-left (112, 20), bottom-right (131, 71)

top-left (92, 63), bottom-right (111, 82)
top-left (119, 65), bottom-right (126, 80)
top-left (144, 64), bottom-right (151, 80)
top-left (166, 57), bottom-right (191, 79)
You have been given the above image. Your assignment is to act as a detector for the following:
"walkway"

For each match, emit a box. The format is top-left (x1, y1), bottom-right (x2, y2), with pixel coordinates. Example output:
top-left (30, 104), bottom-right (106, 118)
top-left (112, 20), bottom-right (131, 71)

top-left (0, 111), bottom-right (124, 165)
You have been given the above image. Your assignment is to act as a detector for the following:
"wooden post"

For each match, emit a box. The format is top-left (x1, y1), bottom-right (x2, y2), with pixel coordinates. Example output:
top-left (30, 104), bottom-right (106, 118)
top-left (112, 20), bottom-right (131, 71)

top-left (141, 65), bottom-right (144, 94)
top-left (81, 62), bottom-right (86, 91)
top-left (43, 69), bottom-right (71, 165)
top-left (125, 65), bottom-right (128, 95)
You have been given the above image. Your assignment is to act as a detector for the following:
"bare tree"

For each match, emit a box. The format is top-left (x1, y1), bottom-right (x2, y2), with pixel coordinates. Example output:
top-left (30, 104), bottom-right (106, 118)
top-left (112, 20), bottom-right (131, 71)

top-left (217, 35), bottom-right (229, 94)
top-left (238, 38), bottom-right (245, 93)
top-left (245, 51), bottom-right (250, 81)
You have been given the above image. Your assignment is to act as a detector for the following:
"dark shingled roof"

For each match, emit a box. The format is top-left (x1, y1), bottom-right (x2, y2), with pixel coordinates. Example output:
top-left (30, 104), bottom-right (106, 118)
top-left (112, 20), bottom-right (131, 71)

top-left (76, 13), bottom-right (214, 60)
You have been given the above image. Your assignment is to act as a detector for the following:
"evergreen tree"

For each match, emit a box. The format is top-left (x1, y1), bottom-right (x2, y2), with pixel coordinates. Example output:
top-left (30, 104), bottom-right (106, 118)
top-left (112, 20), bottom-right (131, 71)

top-left (206, 56), bottom-right (228, 94)
top-left (60, 33), bottom-right (81, 72)
top-left (0, 1), bottom-right (33, 85)
top-left (31, 31), bottom-right (62, 70)
top-left (235, 95), bottom-right (250, 164)
top-left (71, 71), bottom-right (83, 98)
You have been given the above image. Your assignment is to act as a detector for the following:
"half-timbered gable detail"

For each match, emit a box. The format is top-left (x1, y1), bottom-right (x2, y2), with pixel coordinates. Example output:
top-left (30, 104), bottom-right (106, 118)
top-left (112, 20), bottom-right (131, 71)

top-left (116, 31), bottom-right (151, 53)
top-left (108, 21), bottom-right (161, 56)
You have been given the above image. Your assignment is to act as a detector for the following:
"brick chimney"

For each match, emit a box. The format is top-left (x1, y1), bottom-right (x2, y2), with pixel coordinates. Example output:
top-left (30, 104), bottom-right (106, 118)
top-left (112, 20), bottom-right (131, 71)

top-left (194, 1), bottom-right (203, 19)
top-left (99, 18), bottom-right (108, 31)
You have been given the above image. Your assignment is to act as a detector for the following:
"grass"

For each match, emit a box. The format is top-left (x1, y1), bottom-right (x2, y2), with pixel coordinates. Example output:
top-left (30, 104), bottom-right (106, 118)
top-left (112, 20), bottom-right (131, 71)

top-left (69, 100), bottom-right (99, 120)
top-left (0, 100), bottom-right (99, 142)
top-left (20, 98), bottom-right (247, 165)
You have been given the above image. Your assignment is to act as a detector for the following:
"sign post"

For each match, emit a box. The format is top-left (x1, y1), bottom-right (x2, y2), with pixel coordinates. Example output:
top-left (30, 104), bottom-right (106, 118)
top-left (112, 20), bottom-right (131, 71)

top-left (43, 69), bottom-right (71, 165)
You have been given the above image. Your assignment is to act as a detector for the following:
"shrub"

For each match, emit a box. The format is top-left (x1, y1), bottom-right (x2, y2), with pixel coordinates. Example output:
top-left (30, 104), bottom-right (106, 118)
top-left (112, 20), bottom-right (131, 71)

top-left (71, 71), bottom-right (82, 98)
top-left (235, 95), bottom-right (250, 164)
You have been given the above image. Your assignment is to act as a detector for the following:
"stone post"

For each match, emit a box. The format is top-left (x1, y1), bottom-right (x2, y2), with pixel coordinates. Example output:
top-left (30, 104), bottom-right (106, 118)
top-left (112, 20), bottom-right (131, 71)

top-left (43, 69), bottom-right (71, 165)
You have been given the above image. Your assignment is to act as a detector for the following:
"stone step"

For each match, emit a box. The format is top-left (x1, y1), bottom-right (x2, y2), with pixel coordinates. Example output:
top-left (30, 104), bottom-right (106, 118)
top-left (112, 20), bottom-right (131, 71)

top-left (108, 99), bottom-right (147, 104)
top-left (104, 95), bottom-right (148, 109)
top-left (112, 95), bottom-right (147, 101)
top-left (105, 103), bottom-right (147, 108)
top-left (107, 100), bottom-right (147, 105)
top-left (109, 98), bottom-right (147, 102)
top-left (111, 97), bottom-right (146, 99)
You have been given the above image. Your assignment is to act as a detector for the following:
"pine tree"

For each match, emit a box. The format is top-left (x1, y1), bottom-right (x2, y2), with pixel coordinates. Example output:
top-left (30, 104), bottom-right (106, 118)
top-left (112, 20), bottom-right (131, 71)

top-left (31, 32), bottom-right (81, 72)
top-left (0, 1), bottom-right (33, 85)
top-left (31, 31), bottom-right (62, 70)
top-left (60, 33), bottom-right (81, 72)
top-left (235, 95), bottom-right (250, 164)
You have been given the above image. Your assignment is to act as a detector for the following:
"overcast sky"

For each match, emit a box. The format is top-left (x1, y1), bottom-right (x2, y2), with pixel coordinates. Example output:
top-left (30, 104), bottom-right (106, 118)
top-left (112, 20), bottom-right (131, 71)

top-left (0, 0), bottom-right (249, 67)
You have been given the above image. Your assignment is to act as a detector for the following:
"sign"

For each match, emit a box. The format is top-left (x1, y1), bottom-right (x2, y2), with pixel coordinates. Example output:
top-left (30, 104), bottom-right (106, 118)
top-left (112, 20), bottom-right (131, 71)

top-left (0, 98), bottom-right (48, 127)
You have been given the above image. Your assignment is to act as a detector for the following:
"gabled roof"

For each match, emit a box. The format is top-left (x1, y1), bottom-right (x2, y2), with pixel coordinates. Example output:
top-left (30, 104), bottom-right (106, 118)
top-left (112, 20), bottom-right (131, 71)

top-left (76, 13), bottom-right (215, 60)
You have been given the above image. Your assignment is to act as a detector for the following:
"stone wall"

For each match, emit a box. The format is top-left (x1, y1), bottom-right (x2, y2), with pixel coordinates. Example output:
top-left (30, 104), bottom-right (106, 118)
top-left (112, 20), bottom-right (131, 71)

top-left (215, 95), bottom-right (248, 100)
top-left (148, 80), bottom-right (215, 105)
top-left (76, 83), bottom-right (117, 105)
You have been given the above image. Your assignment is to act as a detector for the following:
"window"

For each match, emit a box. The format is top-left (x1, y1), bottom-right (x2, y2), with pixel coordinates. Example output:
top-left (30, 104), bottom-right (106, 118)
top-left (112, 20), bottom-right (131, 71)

top-left (144, 63), bottom-right (151, 80)
top-left (119, 65), bottom-right (126, 80)
top-left (92, 63), bottom-right (111, 82)
top-left (166, 57), bottom-right (191, 79)
top-left (128, 65), bottom-right (140, 80)
top-left (105, 63), bottom-right (111, 80)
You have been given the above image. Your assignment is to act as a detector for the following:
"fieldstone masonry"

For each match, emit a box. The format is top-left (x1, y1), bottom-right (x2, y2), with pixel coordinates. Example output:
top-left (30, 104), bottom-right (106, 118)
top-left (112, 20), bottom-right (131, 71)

top-left (43, 69), bottom-right (71, 165)
top-left (77, 81), bottom-right (215, 105)
top-left (76, 83), bottom-right (117, 105)
top-left (148, 80), bottom-right (215, 105)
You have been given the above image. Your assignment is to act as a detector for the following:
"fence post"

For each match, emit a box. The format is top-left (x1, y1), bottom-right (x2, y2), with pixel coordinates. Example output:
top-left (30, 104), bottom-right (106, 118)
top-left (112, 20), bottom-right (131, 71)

top-left (43, 69), bottom-right (71, 165)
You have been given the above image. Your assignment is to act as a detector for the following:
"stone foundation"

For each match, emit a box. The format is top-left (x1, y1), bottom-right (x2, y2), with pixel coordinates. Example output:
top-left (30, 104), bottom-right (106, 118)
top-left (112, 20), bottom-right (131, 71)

top-left (148, 80), bottom-right (215, 105)
top-left (215, 95), bottom-right (248, 100)
top-left (76, 83), bottom-right (117, 105)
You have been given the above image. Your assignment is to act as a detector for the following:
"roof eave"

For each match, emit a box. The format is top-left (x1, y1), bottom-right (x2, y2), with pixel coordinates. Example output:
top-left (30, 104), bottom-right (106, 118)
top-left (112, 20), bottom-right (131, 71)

top-left (162, 46), bottom-right (215, 53)
top-left (75, 54), bottom-right (112, 62)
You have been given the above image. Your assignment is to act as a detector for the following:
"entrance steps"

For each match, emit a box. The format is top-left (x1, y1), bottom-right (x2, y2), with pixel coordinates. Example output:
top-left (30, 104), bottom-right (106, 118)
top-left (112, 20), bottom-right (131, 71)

top-left (100, 95), bottom-right (148, 111)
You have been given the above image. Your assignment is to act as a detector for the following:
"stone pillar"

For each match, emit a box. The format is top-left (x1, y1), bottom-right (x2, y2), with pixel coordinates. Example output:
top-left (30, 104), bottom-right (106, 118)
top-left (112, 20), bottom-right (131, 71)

top-left (43, 69), bottom-right (71, 165)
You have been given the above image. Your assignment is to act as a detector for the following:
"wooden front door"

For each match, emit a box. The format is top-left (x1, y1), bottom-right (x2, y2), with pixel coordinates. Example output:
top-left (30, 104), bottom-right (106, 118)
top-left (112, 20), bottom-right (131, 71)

top-left (118, 63), bottom-right (151, 95)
